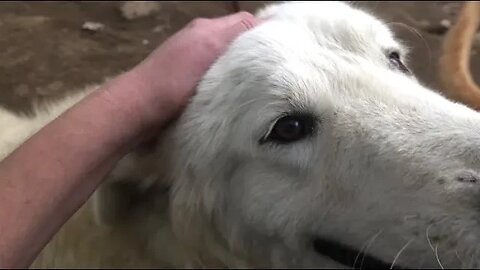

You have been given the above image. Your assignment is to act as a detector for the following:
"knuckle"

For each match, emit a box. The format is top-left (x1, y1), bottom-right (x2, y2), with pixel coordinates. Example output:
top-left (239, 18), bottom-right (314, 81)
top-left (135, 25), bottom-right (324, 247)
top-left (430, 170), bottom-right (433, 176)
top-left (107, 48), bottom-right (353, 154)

top-left (240, 18), bottom-right (255, 30)
top-left (236, 12), bottom-right (256, 30)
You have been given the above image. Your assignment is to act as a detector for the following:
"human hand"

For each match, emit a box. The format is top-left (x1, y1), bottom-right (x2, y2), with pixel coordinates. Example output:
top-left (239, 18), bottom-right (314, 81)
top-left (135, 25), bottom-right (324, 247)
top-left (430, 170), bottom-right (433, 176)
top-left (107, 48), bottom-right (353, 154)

top-left (113, 11), bottom-right (261, 130)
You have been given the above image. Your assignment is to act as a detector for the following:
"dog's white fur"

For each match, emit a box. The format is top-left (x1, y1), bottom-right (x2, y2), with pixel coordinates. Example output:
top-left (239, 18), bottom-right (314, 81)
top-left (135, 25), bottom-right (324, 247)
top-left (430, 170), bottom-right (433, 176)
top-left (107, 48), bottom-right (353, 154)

top-left (3, 1), bottom-right (480, 268)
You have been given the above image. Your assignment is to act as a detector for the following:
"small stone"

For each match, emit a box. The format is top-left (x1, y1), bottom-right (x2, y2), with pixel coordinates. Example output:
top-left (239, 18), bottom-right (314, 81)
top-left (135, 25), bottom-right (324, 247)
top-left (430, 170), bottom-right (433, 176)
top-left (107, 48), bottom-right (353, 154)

top-left (120, 1), bottom-right (160, 21)
top-left (81, 21), bottom-right (105, 32)
top-left (440, 19), bottom-right (451, 28)
top-left (152, 25), bottom-right (164, 33)
top-left (142, 39), bottom-right (149, 45)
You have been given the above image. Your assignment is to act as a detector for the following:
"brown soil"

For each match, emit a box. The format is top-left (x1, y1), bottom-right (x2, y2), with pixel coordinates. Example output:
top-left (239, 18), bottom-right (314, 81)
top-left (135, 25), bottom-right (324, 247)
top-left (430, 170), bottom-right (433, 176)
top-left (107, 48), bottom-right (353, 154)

top-left (1, 1), bottom-right (479, 114)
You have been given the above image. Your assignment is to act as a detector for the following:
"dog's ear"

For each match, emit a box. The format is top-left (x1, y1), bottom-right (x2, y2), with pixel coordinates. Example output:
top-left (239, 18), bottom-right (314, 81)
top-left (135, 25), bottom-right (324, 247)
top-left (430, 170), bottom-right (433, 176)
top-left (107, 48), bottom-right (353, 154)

top-left (92, 131), bottom-right (175, 226)
top-left (93, 178), bottom-right (148, 226)
top-left (92, 152), bottom-right (156, 225)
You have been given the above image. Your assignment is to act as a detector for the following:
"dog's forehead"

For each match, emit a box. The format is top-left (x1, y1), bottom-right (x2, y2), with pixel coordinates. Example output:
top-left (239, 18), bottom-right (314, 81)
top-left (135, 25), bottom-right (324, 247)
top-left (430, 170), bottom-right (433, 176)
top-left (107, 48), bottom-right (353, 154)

top-left (193, 1), bottom-right (404, 122)
top-left (256, 1), bottom-right (398, 52)
top-left (223, 2), bottom-right (401, 108)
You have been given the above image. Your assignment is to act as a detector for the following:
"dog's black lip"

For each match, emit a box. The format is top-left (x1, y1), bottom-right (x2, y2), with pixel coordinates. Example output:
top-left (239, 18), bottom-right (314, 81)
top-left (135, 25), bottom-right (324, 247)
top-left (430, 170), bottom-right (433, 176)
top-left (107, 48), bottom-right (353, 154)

top-left (313, 237), bottom-right (411, 269)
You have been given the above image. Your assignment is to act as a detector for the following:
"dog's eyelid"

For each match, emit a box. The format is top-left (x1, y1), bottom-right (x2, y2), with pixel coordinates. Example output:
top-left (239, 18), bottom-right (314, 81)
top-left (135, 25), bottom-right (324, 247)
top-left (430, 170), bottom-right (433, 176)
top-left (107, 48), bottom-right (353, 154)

top-left (259, 112), bottom-right (292, 144)
top-left (384, 44), bottom-right (408, 59)
top-left (259, 116), bottom-right (284, 144)
top-left (383, 46), bottom-right (411, 74)
top-left (384, 48), bottom-right (401, 58)
top-left (259, 111), bottom-right (319, 145)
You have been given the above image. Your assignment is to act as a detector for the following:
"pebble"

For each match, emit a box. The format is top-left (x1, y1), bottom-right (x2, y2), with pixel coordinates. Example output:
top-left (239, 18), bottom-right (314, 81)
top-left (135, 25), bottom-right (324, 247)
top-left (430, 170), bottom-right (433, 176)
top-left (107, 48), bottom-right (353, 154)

top-left (81, 21), bottom-right (105, 32)
top-left (153, 25), bottom-right (164, 33)
top-left (440, 19), bottom-right (451, 28)
top-left (120, 2), bottom-right (160, 21)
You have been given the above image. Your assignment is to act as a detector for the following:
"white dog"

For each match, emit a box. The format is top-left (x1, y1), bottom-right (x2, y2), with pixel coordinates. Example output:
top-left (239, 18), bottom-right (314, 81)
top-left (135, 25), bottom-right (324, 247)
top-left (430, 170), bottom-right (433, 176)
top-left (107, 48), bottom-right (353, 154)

top-left (2, 1), bottom-right (480, 268)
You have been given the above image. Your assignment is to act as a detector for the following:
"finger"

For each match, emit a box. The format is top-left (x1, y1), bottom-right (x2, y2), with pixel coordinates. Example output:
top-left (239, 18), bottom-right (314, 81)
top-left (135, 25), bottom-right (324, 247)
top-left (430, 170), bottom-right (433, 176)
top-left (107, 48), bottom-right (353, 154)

top-left (219, 16), bottom-right (263, 44)
top-left (211, 11), bottom-right (256, 28)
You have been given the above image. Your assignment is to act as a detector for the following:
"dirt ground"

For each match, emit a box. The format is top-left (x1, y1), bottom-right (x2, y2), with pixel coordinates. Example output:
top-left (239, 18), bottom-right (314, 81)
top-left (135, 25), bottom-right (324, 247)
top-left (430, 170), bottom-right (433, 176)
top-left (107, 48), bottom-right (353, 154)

top-left (1, 1), bottom-right (479, 114)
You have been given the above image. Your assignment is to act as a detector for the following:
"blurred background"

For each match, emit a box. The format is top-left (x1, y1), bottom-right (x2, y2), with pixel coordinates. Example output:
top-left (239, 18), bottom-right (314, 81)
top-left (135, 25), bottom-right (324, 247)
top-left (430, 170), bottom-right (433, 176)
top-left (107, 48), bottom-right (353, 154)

top-left (1, 1), bottom-right (479, 114)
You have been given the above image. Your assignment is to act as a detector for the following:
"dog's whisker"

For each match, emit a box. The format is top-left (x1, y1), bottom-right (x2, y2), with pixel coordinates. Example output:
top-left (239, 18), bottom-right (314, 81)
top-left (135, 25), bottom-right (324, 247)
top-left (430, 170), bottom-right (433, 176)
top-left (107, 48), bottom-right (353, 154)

top-left (359, 230), bottom-right (384, 269)
top-left (425, 218), bottom-right (449, 269)
top-left (425, 223), bottom-right (435, 253)
top-left (386, 21), bottom-right (432, 69)
top-left (390, 238), bottom-right (413, 269)
top-left (434, 244), bottom-right (444, 269)
top-left (352, 229), bottom-right (383, 269)
top-left (425, 223), bottom-right (441, 268)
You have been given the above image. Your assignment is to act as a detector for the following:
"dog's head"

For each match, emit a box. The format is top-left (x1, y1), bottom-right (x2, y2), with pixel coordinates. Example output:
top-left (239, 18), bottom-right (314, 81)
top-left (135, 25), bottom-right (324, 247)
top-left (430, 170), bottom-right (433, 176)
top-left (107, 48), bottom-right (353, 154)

top-left (165, 1), bottom-right (480, 268)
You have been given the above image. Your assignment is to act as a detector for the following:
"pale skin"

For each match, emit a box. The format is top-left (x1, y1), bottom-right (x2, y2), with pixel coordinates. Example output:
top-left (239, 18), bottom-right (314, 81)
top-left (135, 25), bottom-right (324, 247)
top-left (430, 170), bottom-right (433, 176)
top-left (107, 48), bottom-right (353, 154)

top-left (0, 11), bottom-right (260, 268)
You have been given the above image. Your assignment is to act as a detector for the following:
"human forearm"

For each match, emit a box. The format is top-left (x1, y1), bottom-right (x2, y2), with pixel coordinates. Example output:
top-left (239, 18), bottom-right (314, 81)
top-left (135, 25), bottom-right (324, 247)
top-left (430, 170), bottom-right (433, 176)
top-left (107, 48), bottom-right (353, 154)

top-left (0, 70), bottom-right (175, 268)
top-left (0, 11), bottom-right (258, 268)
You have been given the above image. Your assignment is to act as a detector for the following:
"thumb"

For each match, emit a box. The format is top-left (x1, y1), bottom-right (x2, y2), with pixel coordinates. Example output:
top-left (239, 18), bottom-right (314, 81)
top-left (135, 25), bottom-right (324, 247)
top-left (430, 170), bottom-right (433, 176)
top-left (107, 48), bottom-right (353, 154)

top-left (220, 16), bottom-right (264, 44)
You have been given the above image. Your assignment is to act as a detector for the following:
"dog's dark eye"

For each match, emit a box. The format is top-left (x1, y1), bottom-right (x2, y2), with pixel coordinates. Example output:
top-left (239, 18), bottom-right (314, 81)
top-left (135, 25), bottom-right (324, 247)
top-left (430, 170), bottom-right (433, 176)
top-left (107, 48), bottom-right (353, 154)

top-left (262, 114), bottom-right (316, 144)
top-left (388, 51), bottom-right (410, 73)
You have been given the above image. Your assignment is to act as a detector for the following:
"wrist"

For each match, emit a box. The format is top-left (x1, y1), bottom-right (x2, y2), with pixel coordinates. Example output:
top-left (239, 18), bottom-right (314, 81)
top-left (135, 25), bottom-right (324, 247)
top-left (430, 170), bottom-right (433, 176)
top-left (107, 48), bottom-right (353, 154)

top-left (94, 68), bottom-right (184, 138)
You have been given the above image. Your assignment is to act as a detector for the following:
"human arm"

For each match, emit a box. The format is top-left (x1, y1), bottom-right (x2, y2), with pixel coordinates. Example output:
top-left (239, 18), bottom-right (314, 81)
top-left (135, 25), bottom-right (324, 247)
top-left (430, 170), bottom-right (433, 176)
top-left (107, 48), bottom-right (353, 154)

top-left (0, 11), bottom-right (258, 268)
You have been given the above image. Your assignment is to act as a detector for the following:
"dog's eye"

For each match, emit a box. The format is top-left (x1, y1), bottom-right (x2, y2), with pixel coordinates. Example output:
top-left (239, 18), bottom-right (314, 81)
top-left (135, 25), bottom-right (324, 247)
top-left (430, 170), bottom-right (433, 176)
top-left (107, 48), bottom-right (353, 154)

top-left (262, 114), bottom-right (316, 144)
top-left (388, 51), bottom-right (410, 73)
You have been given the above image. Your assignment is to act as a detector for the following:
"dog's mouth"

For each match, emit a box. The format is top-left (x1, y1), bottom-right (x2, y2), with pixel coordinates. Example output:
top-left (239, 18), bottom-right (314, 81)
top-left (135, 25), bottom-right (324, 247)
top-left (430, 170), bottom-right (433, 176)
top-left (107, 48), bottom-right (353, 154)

top-left (313, 237), bottom-right (411, 269)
